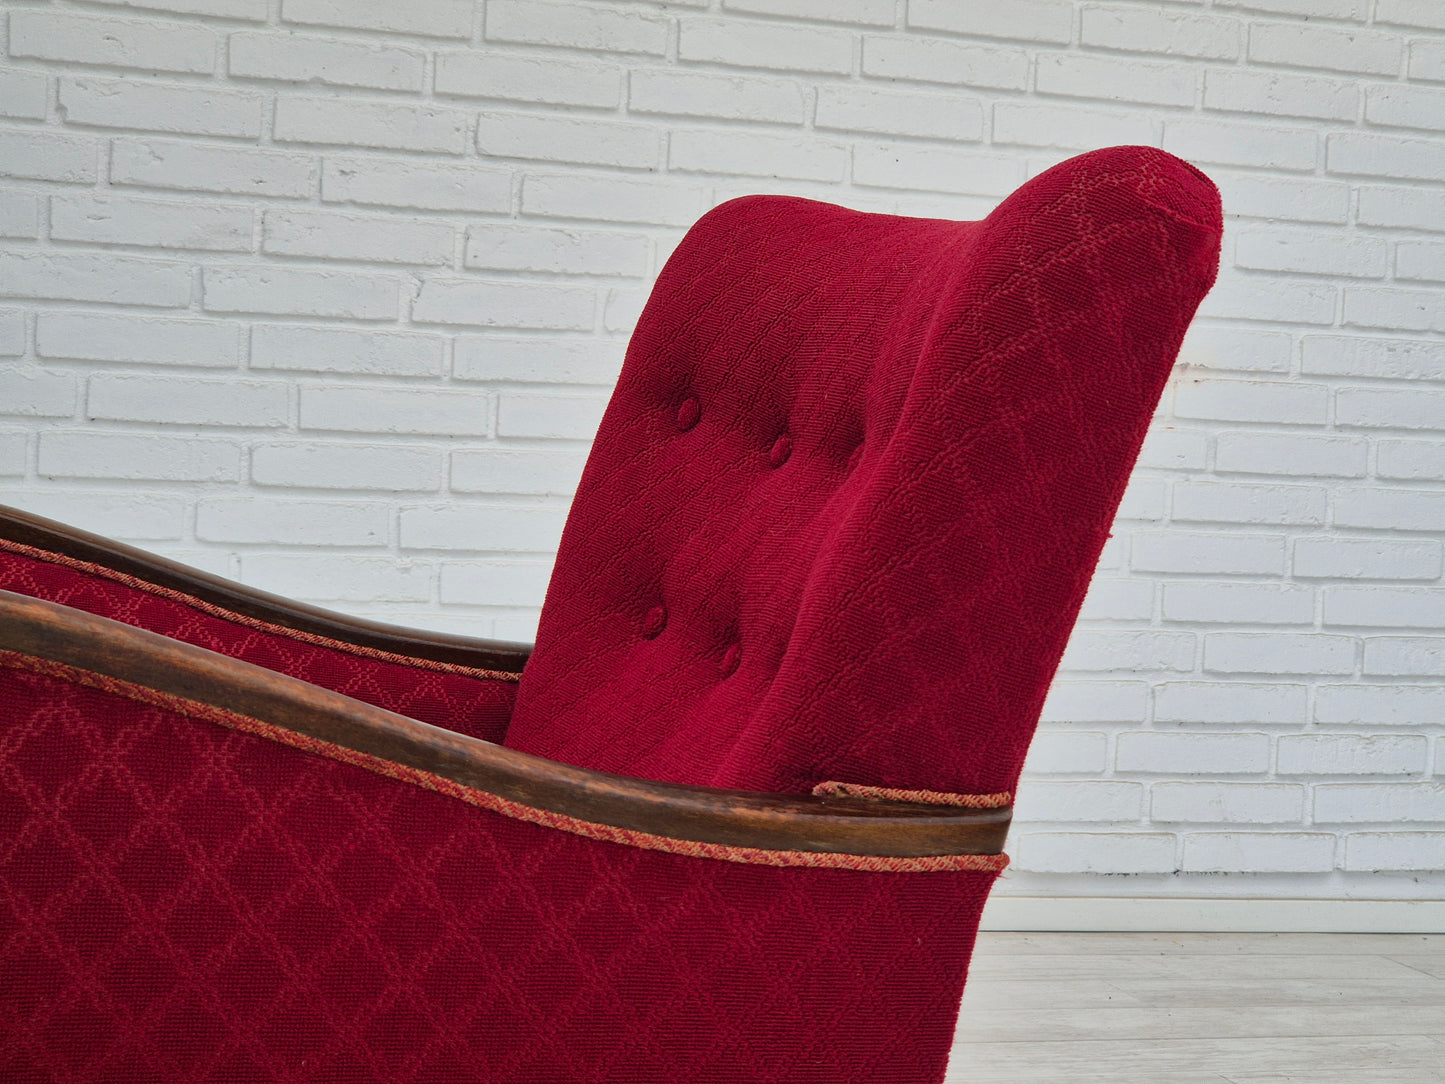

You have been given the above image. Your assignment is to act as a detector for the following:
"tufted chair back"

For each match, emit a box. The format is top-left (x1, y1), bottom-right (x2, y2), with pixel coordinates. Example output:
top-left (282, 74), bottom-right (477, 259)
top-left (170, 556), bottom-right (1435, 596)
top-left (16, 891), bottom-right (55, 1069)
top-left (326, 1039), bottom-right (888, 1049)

top-left (504, 145), bottom-right (1222, 799)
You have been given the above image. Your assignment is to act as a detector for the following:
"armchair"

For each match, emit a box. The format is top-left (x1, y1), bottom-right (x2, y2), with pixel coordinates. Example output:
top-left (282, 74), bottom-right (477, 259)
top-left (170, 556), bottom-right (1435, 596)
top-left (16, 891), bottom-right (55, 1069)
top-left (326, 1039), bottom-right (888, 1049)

top-left (0, 145), bottom-right (1221, 1083)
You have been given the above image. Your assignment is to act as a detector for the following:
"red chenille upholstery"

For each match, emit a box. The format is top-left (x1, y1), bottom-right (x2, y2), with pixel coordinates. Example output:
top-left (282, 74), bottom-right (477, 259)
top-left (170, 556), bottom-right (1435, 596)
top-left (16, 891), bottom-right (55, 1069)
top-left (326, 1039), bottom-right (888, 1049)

top-left (0, 145), bottom-right (1221, 1084)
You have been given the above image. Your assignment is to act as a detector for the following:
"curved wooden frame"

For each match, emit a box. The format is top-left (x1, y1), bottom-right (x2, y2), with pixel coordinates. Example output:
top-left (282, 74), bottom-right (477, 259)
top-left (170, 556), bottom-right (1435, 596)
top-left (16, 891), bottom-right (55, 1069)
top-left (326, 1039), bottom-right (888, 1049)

top-left (0, 589), bottom-right (1011, 859)
top-left (0, 504), bottom-right (531, 673)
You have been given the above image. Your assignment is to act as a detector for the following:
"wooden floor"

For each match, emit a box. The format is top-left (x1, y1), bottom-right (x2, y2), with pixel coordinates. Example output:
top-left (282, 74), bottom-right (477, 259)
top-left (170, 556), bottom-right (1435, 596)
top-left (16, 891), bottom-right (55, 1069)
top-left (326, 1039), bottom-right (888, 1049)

top-left (947, 932), bottom-right (1445, 1083)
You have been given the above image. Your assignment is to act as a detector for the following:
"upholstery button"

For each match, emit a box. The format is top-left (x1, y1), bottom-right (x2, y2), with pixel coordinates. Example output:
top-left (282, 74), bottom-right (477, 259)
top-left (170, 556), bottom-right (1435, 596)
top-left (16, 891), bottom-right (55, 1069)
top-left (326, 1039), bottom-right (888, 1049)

top-left (721, 643), bottom-right (741, 677)
top-left (768, 433), bottom-right (792, 468)
top-left (677, 397), bottom-right (701, 431)
top-left (641, 605), bottom-right (667, 639)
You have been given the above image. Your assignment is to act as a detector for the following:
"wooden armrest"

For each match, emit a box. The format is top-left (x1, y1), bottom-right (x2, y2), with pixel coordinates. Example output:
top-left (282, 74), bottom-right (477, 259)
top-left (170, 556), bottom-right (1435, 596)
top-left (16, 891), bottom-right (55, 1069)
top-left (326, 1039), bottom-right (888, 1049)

top-left (0, 589), bottom-right (1010, 859)
top-left (0, 503), bottom-right (531, 673)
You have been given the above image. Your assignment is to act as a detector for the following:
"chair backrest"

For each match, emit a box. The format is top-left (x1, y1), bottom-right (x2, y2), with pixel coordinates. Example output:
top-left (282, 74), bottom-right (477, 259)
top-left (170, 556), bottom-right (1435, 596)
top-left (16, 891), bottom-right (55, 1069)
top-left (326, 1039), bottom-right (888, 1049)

top-left (504, 145), bottom-right (1222, 799)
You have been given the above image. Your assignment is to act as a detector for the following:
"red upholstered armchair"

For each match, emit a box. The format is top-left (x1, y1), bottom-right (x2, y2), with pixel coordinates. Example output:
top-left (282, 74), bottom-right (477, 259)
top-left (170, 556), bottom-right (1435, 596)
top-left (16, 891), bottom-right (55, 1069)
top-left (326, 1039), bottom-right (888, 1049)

top-left (0, 146), bottom-right (1221, 1083)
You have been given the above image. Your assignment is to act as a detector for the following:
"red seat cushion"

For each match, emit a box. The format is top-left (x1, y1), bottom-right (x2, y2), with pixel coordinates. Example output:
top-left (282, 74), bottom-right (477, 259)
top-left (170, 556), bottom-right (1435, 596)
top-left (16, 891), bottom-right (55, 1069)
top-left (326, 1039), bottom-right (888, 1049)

top-left (505, 145), bottom-right (1222, 797)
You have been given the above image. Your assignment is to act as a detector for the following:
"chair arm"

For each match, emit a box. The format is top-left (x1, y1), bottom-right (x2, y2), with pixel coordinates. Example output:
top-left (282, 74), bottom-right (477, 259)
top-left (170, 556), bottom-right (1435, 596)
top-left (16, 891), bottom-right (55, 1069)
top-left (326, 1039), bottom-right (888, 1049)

top-left (0, 502), bottom-right (531, 674)
top-left (0, 588), bottom-right (1009, 860)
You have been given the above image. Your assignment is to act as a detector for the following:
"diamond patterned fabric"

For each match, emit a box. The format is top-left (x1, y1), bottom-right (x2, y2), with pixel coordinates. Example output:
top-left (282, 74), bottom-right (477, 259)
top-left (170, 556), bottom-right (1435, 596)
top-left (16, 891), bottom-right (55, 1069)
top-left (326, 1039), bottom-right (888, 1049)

top-left (0, 660), bottom-right (993, 1083)
top-left (0, 547), bottom-right (516, 743)
top-left (505, 146), bottom-right (1222, 798)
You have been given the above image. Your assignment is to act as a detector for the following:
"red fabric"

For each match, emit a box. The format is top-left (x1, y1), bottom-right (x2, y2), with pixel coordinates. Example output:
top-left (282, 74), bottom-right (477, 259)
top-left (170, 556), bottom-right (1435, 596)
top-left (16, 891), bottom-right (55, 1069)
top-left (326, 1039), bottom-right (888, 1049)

top-left (506, 146), bottom-right (1222, 798)
top-left (0, 548), bottom-right (516, 744)
top-left (0, 661), bottom-right (992, 1084)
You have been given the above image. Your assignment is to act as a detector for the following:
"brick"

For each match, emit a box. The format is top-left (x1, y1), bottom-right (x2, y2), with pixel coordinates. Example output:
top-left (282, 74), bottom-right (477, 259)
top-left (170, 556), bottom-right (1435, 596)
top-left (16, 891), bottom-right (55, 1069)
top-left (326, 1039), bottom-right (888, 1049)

top-left (39, 431), bottom-right (238, 481)
top-left (1293, 537), bottom-right (1442, 580)
top-left (489, 1), bottom-right (669, 55)
top-left (323, 155), bottom-right (510, 213)
top-left (631, 70), bottom-right (800, 125)
top-left (229, 32), bottom-right (424, 91)
top-left (1013, 781), bottom-right (1144, 823)
top-left (10, 11), bottom-right (216, 74)
top-left (465, 224), bottom-right (649, 277)
top-left (1078, 578), bottom-right (1152, 621)
top-left (1323, 586), bottom-right (1445, 629)
top-left (262, 208), bottom-right (453, 265)
top-left (451, 448), bottom-right (587, 495)
top-left (1328, 133), bottom-right (1445, 181)
top-left (1378, 440), bottom-right (1445, 482)
top-left (437, 53), bottom-right (620, 108)
top-left (1011, 833), bottom-right (1177, 874)
top-left (1409, 39), bottom-right (1445, 82)
top-left (0, 489), bottom-right (186, 540)
top-left (1114, 477), bottom-right (1167, 521)
top-left (84, 0), bottom-right (266, 16)
top-left (0, 131), bottom-right (98, 184)
top-left (89, 373), bottom-right (288, 428)
top-left (1216, 0), bottom-right (1367, 17)
top-left (816, 85), bottom-right (984, 140)
top-left (1333, 488), bottom-right (1445, 533)
top-left (1316, 684), bottom-right (1445, 726)
top-left (0, 310), bottom-right (24, 357)
top-left (1177, 325), bottom-right (1294, 373)
top-left (1116, 732), bottom-right (1271, 775)
top-left (1038, 53), bottom-right (1196, 108)
top-left (478, 111), bottom-right (657, 169)
top-left (1020, 730), bottom-right (1110, 775)
top-left (197, 497), bottom-right (387, 546)
top-left (1235, 227), bottom-right (1386, 279)
top-left (852, 143), bottom-right (1021, 195)
top-left (1154, 681), bottom-right (1308, 725)
top-left (1204, 632), bottom-right (1355, 675)
top-left (1302, 336), bottom-right (1445, 380)
top-left (1174, 379), bottom-right (1329, 425)
top-left (911, 0), bottom-right (1072, 44)
top-left (281, 0), bottom-right (472, 38)
top-left (724, 0), bottom-right (893, 25)
top-left (1039, 681), bottom-right (1149, 724)
top-left (0, 68), bottom-right (49, 120)
top-left (1136, 427), bottom-right (1208, 470)
top-left (301, 386), bottom-right (490, 437)
top-left (1314, 783), bottom-right (1445, 823)
top-left (204, 266), bottom-right (398, 320)
top-left (1366, 84), bottom-right (1445, 133)
top-left (0, 252), bottom-right (190, 308)
top-left (439, 560), bottom-right (553, 606)
top-left (1163, 582), bottom-right (1314, 625)
top-left (523, 172), bottom-right (706, 227)
top-left (860, 35), bottom-right (1029, 90)
top-left (1249, 22), bottom-right (1402, 75)
top-left (1195, 277), bottom-right (1335, 324)
top-left (1278, 735), bottom-right (1427, 776)
top-left (453, 336), bottom-right (625, 385)
top-left (1174, 482), bottom-right (1327, 526)
top-left (1210, 173), bottom-right (1349, 225)
top-left (0, 432), bottom-right (27, 477)
top-left (412, 279), bottom-right (594, 330)
top-left (37, 313), bottom-right (240, 369)
top-left (1343, 287), bottom-right (1445, 334)
top-left (1364, 637), bottom-right (1443, 676)
top-left (1397, 241), bottom-right (1445, 283)
top-left (1215, 432), bottom-right (1367, 478)
top-left (51, 194), bottom-right (252, 252)
top-left (492, 613), bottom-right (539, 641)
top-left (498, 392), bottom-right (609, 440)
top-left (251, 325), bottom-right (443, 377)
top-left (275, 96), bottom-right (471, 154)
top-left (110, 138), bottom-right (316, 199)
top-left (1059, 631), bottom-right (1195, 672)
top-left (0, 370), bottom-right (77, 418)
top-left (60, 77), bottom-right (261, 138)
top-left (252, 441), bottom-right (440, 491)
top-left (1165, 120), bottom-right (1317, 171)
top-left (1081, 6), bottom-right (1240, 59)
top-left (0, 193), bottom-right (39, 239)
top-left (399, 503), bottom-right (568, 553)
top-left (1152, 783), bottom-right (1305, 825)
top-left (995, 102), bottom-right (1154, 150)
top-left (669, 129), bottom-right (847, 183)
top-left (1337, 387), bottom-right (1445, 431)
top-left (1131, 531), bottom-right (1286, 576)
top-left (1375, 0), bottom-right (1445, 28)
top-left (1183, 833), bottom-right (1334, 873)
top-left (678, 18), bottom-right (852, 74)
top-left (1344, 833), bottom-right (1445, 872)
top-left (243, 554), bottom-right (431, 603)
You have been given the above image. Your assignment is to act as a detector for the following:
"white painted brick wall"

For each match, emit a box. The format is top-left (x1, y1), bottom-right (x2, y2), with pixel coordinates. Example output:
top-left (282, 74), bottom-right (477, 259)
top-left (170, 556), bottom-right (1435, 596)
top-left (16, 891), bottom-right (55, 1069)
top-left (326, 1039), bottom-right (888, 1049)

top-left (1, 0), bottom-right (1441, 903)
